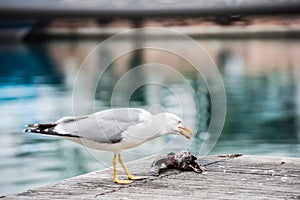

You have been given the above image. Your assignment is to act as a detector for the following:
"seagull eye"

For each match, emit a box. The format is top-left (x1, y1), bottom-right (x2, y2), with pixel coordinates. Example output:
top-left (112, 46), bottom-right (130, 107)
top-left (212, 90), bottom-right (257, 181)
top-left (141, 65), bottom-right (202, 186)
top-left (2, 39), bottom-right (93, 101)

top-left (178, 120), bottom-right (182, 124)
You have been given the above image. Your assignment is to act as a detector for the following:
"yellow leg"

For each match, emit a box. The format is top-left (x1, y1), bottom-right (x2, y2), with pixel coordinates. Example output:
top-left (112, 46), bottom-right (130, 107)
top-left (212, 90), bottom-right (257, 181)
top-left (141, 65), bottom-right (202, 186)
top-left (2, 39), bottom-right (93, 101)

top-left (113, 154), bottom-right (133, 184)
top-left (118, 154), bottom-right (147, 180)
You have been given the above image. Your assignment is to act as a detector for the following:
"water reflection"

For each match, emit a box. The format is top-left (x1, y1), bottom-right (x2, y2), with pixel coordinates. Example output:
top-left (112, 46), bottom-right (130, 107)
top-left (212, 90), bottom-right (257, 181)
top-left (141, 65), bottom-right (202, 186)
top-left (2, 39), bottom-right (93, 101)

top-left (0, 37), bottom-right (299, 195)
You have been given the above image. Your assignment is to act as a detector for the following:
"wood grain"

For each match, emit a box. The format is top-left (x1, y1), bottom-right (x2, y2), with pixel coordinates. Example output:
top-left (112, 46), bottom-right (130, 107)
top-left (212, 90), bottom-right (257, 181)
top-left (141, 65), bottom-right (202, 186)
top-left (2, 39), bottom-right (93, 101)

top-left (3, 155), bottom-right (300, 200)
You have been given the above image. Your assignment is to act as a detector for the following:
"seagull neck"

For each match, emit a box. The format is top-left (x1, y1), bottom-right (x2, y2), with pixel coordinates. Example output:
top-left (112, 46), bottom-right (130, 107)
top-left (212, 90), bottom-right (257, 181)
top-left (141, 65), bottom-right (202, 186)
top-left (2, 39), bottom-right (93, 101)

top-left (152, 113), bottom-right (171, 136)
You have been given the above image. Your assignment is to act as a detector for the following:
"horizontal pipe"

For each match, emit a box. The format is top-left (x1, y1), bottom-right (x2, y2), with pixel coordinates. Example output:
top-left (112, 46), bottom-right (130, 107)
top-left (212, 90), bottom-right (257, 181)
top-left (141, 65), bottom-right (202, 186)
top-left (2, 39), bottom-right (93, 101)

top-left (0, 1), bottom-right (300, 19)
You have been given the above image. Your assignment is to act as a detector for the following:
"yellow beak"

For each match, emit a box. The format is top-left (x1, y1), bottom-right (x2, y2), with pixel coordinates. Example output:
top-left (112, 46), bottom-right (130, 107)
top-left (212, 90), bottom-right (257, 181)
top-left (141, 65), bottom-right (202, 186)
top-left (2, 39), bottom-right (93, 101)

top-left (178, 126), bottom-right (193, 140)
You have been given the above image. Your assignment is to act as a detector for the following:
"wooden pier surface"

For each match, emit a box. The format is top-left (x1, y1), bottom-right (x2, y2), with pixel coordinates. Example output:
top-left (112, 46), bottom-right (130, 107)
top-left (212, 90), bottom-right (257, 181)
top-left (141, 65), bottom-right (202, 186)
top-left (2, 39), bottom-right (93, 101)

top-left (3, 154), bottom-right (300, 200)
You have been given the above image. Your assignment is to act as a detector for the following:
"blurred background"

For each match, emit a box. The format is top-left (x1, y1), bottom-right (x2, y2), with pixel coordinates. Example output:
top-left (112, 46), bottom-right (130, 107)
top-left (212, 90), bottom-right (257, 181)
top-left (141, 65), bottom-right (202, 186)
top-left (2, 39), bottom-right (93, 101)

top-left (0, 0), bottom-right (300, 196)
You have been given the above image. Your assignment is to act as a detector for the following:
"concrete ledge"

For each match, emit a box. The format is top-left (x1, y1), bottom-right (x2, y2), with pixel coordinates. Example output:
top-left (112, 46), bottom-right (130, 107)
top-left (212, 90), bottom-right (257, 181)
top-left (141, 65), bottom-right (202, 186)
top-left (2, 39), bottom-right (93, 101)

top-left (40, 26), bottom-right (300, 39)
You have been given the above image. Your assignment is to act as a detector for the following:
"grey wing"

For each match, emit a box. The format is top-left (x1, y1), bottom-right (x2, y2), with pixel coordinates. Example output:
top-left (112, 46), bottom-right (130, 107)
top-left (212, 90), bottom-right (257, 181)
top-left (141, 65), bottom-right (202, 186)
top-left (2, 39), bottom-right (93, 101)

top-left (54, 108), bottom-right (150, 144)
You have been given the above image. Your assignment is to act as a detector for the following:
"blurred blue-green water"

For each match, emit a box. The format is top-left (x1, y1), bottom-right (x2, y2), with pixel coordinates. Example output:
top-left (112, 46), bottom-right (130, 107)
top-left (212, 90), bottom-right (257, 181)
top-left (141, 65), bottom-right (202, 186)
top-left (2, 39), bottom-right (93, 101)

top-left (0, 37), bottom-right (299, 195)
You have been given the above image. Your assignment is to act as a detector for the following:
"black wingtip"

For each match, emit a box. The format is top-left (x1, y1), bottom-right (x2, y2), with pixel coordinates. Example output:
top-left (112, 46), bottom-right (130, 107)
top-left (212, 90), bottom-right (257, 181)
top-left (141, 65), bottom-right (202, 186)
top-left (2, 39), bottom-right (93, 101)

top-left (25, 124), bottom-right (39, 128)
top-left (23, 129), bottom-right (30, 133)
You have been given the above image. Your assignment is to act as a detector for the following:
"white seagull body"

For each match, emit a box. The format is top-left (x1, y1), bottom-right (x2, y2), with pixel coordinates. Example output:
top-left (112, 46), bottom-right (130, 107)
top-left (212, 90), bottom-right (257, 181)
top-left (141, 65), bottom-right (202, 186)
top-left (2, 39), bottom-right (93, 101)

top-left (24, 108), bottom-right (193, 184)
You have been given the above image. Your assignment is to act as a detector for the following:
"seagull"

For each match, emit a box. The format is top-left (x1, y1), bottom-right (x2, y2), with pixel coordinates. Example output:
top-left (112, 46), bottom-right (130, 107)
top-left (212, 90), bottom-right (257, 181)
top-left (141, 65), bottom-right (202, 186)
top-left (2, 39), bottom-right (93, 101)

top-left (24, 108), bottom-right (193, 184)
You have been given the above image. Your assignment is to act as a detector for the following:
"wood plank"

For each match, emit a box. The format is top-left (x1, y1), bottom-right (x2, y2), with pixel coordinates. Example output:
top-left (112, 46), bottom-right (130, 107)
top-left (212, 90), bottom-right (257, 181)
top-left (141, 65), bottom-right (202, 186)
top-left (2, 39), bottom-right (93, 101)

top-left (2, 155), bottom-right (300, 200)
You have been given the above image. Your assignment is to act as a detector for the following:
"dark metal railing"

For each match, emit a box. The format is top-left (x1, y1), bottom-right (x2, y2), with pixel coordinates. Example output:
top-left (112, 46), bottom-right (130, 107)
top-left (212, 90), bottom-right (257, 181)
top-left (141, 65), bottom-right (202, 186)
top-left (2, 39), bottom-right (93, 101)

top-left (0, 0), bottom-right (299, 20)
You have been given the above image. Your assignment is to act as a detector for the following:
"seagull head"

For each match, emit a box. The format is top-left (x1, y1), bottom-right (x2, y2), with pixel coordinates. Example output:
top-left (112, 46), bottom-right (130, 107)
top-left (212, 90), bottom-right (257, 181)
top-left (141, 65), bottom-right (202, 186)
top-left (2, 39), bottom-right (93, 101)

top-left (157, 113), bottom-right (193, 140)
